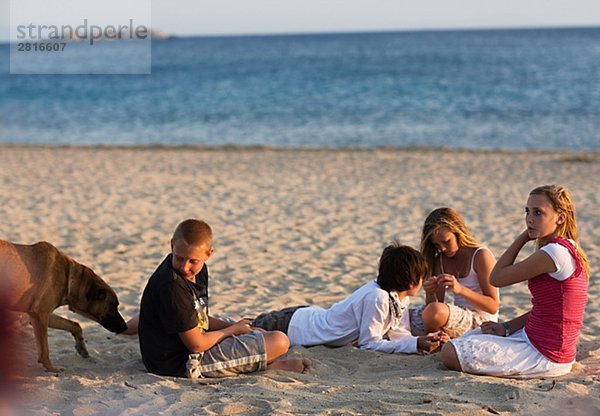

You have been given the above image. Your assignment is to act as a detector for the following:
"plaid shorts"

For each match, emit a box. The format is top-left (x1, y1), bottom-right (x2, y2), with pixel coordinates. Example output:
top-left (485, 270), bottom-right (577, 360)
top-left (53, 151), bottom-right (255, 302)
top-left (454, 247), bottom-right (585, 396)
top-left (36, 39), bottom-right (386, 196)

top-left (186, 331), bottom-right (267, 378)
top-left (409, 303), bottom-right (489, 339)
top-left (251, 306), bottom-right (308, 333)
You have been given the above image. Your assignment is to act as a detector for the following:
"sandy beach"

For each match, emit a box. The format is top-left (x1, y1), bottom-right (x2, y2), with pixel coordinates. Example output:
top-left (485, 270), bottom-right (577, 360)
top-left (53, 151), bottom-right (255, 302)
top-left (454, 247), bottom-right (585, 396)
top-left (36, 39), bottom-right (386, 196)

top-left (0, 146), bottom-right (598, 415)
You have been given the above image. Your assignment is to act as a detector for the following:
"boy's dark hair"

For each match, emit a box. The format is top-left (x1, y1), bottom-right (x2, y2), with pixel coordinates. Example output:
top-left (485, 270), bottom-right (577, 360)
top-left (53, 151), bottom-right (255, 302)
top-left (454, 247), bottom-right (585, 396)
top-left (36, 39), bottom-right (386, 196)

top-left (377, 243), bottom-right (428, 292)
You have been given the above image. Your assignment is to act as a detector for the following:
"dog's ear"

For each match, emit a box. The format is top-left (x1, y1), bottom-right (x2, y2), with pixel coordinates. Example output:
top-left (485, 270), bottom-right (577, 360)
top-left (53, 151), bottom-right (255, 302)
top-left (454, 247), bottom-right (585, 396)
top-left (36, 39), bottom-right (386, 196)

top-left (86, 285), bottom-right (107, 302)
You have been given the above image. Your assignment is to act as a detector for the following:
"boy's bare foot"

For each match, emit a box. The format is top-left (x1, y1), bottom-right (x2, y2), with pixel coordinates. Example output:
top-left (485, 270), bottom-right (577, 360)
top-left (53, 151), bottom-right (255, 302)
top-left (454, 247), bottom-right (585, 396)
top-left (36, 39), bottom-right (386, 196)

top-left (268, 358), bottom-right (312, 373)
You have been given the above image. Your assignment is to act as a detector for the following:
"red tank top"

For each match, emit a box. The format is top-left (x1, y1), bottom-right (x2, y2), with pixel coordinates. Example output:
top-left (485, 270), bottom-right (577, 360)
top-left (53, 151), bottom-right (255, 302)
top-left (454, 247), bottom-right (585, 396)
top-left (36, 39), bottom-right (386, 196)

top-left (525, 237), bottom-right (588, 363)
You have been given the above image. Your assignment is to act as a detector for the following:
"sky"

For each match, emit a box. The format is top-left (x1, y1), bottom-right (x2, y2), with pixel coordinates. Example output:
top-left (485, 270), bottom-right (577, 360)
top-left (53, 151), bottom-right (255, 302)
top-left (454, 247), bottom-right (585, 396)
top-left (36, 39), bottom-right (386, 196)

top-left (1, 0), bottom-right (599, 41)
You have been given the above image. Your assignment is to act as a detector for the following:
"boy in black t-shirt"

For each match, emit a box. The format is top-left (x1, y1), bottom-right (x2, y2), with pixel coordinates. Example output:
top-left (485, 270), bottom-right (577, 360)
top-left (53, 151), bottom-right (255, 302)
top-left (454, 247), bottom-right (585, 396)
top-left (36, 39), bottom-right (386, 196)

top-left (135, 219), bottom-right (311, 378)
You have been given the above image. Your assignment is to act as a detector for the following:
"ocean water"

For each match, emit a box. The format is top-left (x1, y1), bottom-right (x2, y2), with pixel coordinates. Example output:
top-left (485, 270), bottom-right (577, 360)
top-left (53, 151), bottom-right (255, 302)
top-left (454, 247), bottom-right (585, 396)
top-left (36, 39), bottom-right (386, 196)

top-left (1, 28), bottom-right (599, 150)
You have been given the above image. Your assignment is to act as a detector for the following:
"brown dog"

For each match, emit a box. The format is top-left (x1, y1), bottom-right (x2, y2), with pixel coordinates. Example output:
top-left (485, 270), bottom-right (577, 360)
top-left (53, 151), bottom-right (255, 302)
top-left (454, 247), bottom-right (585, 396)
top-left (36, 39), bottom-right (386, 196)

top-left (0, 240), bottom-right (128, 372)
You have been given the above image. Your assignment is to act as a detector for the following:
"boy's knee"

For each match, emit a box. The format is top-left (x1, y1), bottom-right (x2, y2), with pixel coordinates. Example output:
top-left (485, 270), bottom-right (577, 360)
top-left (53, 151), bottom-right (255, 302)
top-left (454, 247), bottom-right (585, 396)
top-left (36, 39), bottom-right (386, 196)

top-left (265, 330), bottom-right (290, 353)
top-left (441, 342), bottom-right (462, 372)
top-left (422, 303), bottom-right (449, 331)
top-left (274, 330), bottom-right (291, 350)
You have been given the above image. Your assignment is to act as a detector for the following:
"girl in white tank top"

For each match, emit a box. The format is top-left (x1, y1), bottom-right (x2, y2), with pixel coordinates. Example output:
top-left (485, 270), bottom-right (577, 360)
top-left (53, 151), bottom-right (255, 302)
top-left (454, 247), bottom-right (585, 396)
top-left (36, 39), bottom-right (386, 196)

top-left (440, 247), bottom-right (499, 323)
top-left (409, 207), bottom-right (499, 339)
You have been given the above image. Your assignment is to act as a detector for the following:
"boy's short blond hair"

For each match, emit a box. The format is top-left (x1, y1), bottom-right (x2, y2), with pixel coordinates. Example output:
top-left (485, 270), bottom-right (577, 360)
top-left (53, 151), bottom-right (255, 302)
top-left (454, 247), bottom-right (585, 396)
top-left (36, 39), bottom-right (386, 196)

top-left (172, 219), bottom-right (213, 251)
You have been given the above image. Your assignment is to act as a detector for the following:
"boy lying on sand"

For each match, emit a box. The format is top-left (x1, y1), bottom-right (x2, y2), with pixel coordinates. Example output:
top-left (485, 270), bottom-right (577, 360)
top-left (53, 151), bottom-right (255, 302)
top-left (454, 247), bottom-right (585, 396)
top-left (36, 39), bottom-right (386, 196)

top-left (252, 243), bottom-right (448, 354)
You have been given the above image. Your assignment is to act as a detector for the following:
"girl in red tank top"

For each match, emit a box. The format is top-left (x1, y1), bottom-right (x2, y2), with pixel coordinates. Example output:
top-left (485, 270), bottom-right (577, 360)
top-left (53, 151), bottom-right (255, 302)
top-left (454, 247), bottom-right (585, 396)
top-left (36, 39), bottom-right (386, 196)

top-left (440, 185), bottom-right (590, 378)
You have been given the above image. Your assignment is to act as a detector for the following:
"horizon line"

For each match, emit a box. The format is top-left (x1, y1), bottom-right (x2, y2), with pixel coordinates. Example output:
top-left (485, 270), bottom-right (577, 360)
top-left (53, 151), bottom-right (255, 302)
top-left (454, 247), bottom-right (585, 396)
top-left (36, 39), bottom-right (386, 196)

top-left (1, 142), bottom-right (598, 155)
top-left (1, 23), bottom-right (599, 43)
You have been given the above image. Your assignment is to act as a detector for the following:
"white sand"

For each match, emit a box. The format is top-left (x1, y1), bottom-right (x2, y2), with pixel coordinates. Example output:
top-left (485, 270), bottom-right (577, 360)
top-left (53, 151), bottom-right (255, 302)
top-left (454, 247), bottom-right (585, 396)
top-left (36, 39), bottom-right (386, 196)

top-left (0, 146), bottom-right (598, 415)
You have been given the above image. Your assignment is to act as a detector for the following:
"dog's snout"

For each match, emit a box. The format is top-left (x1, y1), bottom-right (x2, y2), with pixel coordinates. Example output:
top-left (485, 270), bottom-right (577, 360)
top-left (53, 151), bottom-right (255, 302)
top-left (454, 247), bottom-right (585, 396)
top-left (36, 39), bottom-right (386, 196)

top-left (101, 311), bottom-right (128, 334)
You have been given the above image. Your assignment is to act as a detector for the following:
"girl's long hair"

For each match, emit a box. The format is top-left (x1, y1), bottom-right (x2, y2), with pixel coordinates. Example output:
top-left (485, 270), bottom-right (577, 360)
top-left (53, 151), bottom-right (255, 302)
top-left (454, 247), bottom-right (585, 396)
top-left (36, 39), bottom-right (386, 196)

top-left (420, 207), bottom-right (480, 273)
top-left (530, 185), bottom-right (590, 278)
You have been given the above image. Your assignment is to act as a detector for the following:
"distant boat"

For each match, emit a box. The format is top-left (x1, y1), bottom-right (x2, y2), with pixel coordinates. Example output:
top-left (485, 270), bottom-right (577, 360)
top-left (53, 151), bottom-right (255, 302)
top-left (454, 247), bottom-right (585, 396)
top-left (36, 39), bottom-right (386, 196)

top-left (150, 30), bottom-right (170, 40)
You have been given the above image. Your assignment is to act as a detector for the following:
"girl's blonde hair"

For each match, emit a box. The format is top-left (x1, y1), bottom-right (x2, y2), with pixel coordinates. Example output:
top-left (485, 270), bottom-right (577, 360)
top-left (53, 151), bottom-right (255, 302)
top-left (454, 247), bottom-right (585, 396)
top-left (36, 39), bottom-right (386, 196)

top-left (420, 207), bottom-right (480, 273)
top-left (530, 185), bottom-right (590, 278)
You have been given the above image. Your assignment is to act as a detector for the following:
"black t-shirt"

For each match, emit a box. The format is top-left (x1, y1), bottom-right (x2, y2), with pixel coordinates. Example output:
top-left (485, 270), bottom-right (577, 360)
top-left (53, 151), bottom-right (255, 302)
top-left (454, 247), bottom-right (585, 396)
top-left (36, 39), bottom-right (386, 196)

top-left (138, 254), bottom-right (210, 377)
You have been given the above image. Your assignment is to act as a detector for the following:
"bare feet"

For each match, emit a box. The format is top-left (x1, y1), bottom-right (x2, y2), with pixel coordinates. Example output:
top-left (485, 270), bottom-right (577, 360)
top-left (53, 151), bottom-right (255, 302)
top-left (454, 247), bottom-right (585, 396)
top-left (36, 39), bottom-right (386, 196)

top-left (268, 357), bottom-right (312, 374)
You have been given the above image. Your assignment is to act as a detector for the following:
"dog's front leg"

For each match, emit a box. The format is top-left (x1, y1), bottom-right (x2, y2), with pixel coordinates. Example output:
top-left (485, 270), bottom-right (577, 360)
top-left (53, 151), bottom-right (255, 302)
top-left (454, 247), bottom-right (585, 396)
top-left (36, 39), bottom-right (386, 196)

top-left (48, 313), bottom-right (89, 359)
top-left (28, 312), bottom-right (62, 373)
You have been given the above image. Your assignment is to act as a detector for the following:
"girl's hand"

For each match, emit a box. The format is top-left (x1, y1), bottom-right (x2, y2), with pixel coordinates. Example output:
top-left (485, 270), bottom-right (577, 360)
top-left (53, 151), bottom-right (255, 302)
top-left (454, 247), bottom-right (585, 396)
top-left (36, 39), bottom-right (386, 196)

top-left (437, 273), bottom-right (463, 295)
top-left (480, 321), bottom-right (505, 337)
top-left (518, 229), bottom-right (535, 244)
top-left (423, 275), bottom-right (439, 293)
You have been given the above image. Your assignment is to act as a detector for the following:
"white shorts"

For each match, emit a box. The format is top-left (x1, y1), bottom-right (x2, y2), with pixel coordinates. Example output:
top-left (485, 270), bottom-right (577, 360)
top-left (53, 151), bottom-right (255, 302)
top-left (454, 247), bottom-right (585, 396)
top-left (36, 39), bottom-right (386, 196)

top-left (450, 328), bottom-right (573, 379)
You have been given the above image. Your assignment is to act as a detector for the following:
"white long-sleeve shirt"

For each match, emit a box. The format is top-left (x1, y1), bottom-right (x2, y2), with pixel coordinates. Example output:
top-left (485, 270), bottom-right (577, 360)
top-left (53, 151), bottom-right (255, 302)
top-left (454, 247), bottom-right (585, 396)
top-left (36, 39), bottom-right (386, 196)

top-left (287, 280), bottom-right (418, 354)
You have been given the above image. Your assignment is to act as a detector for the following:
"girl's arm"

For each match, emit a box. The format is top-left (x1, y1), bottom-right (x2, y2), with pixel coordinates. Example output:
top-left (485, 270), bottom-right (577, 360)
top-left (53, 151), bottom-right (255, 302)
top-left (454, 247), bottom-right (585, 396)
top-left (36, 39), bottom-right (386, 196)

top-left (489, 230), bottom-right (557, 287)
top-left (425, 260), bottom-right (445, 304)
top-left (424, 278), bottom-right (445, 303)
top-left (504, 311), bottom-right (530, 333)
top-left (481, 311), bottom-right (531, 336)
top-left (438, 249), bottom-right (499, 314)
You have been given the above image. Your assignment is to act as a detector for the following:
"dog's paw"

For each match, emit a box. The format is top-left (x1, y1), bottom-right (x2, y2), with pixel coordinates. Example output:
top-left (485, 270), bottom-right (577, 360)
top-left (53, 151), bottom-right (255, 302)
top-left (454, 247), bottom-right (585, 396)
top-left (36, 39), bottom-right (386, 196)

top-left (75, 342), bottom-right (90, 358)
top-left (43, 364), bottom-right (64, 373)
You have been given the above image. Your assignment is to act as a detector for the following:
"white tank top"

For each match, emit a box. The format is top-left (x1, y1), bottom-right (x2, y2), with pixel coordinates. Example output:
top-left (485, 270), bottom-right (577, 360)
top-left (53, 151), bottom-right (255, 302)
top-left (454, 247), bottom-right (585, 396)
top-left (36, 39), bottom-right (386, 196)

top-left (440, 247), bottom-right (498, 321)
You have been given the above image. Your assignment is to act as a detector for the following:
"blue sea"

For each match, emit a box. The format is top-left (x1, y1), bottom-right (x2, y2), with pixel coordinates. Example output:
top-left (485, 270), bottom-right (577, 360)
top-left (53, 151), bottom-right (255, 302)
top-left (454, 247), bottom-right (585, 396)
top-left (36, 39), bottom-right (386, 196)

top-left (1, 27), bottom-right (599, 150)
